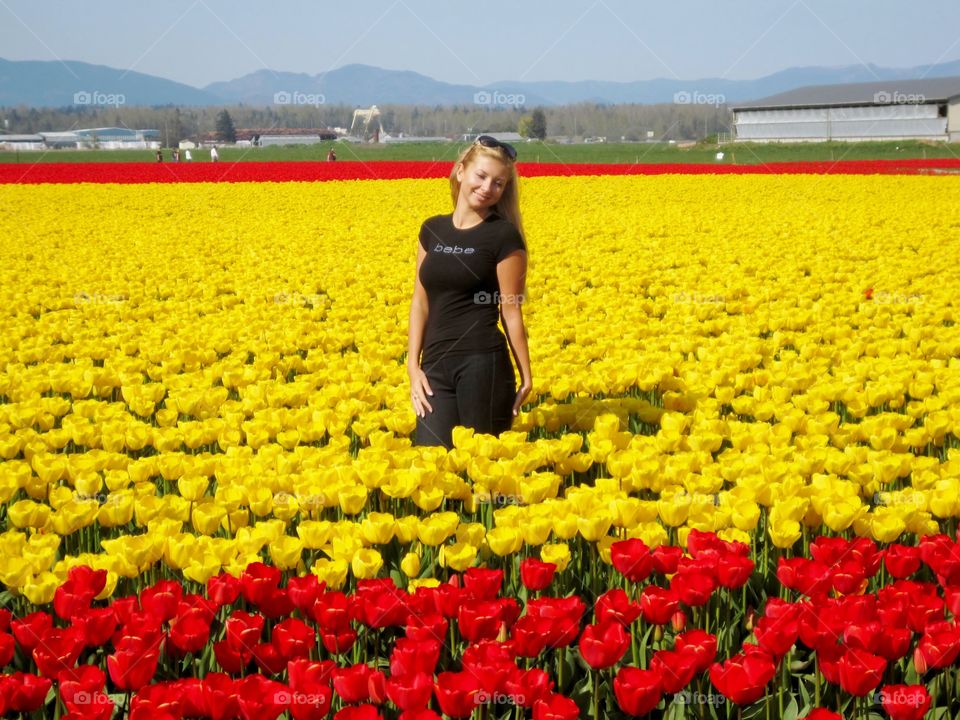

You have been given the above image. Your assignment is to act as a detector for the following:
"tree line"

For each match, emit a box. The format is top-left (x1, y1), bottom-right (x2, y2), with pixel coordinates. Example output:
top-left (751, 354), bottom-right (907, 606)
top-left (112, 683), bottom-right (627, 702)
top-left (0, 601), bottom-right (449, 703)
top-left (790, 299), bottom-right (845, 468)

top-left (1, 102), bottom-right (733, 145)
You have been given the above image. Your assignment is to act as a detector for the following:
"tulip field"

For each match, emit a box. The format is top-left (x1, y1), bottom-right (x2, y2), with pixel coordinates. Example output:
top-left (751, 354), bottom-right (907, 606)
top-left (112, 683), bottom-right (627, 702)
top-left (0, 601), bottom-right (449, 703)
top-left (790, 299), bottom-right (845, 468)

top-left (0, 160), bottom-right (959, 719)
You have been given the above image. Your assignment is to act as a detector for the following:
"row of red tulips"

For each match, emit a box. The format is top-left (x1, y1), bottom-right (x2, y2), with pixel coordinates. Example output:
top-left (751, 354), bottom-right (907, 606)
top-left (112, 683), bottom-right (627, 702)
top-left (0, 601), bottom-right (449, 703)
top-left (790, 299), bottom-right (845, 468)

top-left (2, 158), bottom-right (960, 184)
top-left (2, 530), bottom-right (959, 718)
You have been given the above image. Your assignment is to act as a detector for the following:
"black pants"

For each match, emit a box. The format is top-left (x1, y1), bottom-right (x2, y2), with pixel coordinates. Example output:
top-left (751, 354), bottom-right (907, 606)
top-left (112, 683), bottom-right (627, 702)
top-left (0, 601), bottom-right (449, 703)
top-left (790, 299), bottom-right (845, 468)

top-left (414, 346), bottom-right (516, 449)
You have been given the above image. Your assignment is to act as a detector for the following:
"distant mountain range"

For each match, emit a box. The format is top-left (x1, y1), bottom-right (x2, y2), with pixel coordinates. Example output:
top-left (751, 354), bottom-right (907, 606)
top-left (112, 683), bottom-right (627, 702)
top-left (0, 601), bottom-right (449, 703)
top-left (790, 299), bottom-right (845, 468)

top-left (2, 57), bottom-right (959, 109)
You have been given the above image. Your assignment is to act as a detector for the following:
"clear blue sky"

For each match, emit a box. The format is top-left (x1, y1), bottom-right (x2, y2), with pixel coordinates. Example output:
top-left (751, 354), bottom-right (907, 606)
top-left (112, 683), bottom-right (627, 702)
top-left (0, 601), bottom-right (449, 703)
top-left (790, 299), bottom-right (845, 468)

top-left (2, 0), bottom-right (959, 87)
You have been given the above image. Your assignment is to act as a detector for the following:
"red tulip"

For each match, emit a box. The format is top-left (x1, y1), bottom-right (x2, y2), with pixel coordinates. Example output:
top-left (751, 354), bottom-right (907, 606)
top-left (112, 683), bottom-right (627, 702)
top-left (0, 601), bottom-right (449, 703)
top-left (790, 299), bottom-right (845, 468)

top-left (650, 648), bottom-right (698, 694)
top-left (434, 671), bottom-right (481, 718)
top-left (613, 666), bottom-right (662, 716)
top-left (207, 572), bottom-right (242, 608)
top-left (776, 557), bottom-right (831, 598)
top-left (504, 667), bottom-right (552, 708)
top-left (322, 627), bottom-right (358, 655)
top-left (140, 579), bottom-right (183, 623)
top-left (905, 590), bottom-right (945, 633)
top-left (708, 646), bottom-right (776, 706)
top-left (878, 684), bottom-right (931, 720)
top-left (509, 614), bottom-right (551, 657)
top-left (520, 558), bottom-right (557, 591)
top-left (884, 545), bottom-right (922, 578)
top-left (272, 618), bottom-right (315, 660)
top-left (107, 635), bottom-right (161, 691)
top-left (288, 659), bottom-right (335, 693)
top-left (32, 626), bottom-right (85, 677)
top-left (10, 611), bottom-right (53, 651)
top-left (405, 613), bottom-right (448, 644)
top-left (168, 607), bottom-right (212, 655)
top-left (595, 588), bottom-right (642, 626)
top-left (796, 600), bottom-right (844, 652)
top-left (611, 538), bottom-right (654, 582)
top-left (526, 596), bottom-right (586, 648)
top-left (842, 622), bottom-right (882, 655)
top-left (639, 585), bottom-right (680, 625)
top-left (671, 568), bottom-right (717, 607)
top-left (73, 606), bottom-right (117, 648)
top-left (333, 663), bottom-right (376, 704)
top-left (386, 671), bottom-right (433, 710)
top-left (287, 574), bottom-right (323, 612)
top-left (353, 580), bottom-right (411, 628)
top-left (717, 554), bottom-right (754, 589)
top-left (579, 620), bottom-right (630, 669)
top-left (458, 598), bottom-right (520, 643)
top-left (285, 682), bottom-right (332, 720)
top-left (390, 637), bottom-right (442, 677)
top-left (6, 672), bottom-right (52, 712)
top-left (651, 545), bottom-right (683, 575)
top-left (914, 620), bottom-right (960, 672)
top-left (875, 626), bottom-right (912, 662)
top-left (200, 672), bottom-right (244, 719)
top-left (532, 693), bottom-right (580, 720)
top-left (754, 614), bottom-right (798, 658)
top-left (800, 710), bottom-right (842, 720)
top-left (313, 590), bottom-right (352, 631)
top-left (225, 611), bottom-right (265, 655)
top-left (0, 633), bottom-right (15, 667)
top-left (461, 640), bottom-right (516, 694)
top-left (333, 706), bottom-right (382, 720)
top-left (213, 638), bottom-right (252, 675)
top-left (53, 566), bottom-right (107, 620)
top-left (674, 629), bottom-right (718, 673)
top-left (836, 647), bottom-right (885, 697)
top-left (252, 641), bottom-right (287, 675)
top-left (240, 562), bottom-right (282, 606)
top-left (462, 567), bottom-right (503, 600)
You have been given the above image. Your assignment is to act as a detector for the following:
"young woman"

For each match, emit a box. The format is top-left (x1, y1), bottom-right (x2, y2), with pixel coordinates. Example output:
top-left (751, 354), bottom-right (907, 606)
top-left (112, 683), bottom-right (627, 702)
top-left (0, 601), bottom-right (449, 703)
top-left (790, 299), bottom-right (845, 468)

top-left (408, 135), bottom-right (532, 448)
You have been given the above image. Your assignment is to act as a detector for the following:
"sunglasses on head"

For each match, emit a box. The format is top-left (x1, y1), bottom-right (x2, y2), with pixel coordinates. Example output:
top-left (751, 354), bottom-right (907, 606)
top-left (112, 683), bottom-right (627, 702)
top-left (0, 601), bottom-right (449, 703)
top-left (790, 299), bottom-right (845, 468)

top-left (475, 134), bottom-right (517, 160)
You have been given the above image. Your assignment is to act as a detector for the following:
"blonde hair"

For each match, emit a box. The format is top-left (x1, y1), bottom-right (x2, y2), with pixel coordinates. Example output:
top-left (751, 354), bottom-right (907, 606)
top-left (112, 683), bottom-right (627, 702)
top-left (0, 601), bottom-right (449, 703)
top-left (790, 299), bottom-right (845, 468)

top-left (449, 142), bottom-right (526, 244)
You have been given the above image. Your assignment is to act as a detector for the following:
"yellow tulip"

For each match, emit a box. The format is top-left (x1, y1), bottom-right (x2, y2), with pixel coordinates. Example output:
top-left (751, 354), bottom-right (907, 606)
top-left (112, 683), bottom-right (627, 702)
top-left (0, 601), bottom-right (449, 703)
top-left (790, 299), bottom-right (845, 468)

top-left (8, 500), bottom-right (51, 529)
top-left (485, 527), bottom-right (523, 556)
top-left (439, 541), bottom-right (477, 571)
top-left (192, 502), bottom-right (227, 536)
top-left (351, 548), bottom-right (384, 579)
top-left (270, 536), bottom-right (304, 571)
top-left (22, 572), bottom-right (59, 605)
top-left (540, 542), bottom-right (571, 571)
top-left (400, 551), bottom-right (421, 578)
top-left (312, 558), bottom-right (348, 590)
top-left (417, 512), bottom-right (459, 546)
top-left (356, 512), bottom-right (394, 545)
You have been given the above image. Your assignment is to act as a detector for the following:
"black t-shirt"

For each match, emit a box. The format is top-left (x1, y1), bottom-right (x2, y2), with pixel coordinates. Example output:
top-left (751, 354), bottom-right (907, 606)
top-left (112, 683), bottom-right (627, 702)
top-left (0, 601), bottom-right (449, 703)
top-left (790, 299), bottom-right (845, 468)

top-left (418, 212), bottom-right (525, 364)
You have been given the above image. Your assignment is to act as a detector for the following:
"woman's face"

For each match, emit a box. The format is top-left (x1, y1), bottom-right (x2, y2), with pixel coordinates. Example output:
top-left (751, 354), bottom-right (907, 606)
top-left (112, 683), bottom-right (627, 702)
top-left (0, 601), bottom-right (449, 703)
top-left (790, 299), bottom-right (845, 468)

top-left (456, 154), bottom-right (510, 213)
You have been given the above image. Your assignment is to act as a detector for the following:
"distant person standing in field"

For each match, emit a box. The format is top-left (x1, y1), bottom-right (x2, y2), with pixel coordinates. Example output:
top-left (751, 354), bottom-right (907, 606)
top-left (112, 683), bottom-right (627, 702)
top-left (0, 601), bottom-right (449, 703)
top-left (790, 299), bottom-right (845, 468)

top-left (327, 148), bottom-right (337, 161)
top-left (184, 149), bottom-right (193, 162)
top-left (155, 149), bottom-right (163, 162)
top-left (210, 146), bottom-right (219, 162)
top-left (407, 135), bottom-right (531, 448)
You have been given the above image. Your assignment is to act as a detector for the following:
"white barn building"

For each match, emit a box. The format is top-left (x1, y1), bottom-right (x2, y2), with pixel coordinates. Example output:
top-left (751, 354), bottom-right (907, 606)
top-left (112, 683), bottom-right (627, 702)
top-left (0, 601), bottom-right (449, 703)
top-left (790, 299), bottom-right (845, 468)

top-left (731, 77), bottom-right (960, 142)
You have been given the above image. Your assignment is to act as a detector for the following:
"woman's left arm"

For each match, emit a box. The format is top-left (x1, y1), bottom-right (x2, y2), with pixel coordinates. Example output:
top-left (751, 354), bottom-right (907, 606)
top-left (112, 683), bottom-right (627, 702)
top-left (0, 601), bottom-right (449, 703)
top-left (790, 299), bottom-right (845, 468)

top-left (497, 250), bottom-right (532, 416)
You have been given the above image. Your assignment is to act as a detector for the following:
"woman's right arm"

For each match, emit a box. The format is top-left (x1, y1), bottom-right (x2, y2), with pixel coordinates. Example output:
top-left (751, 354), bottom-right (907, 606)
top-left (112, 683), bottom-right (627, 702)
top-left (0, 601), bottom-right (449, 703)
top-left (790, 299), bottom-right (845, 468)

top-left (408, 243), bottom-right (433, 416)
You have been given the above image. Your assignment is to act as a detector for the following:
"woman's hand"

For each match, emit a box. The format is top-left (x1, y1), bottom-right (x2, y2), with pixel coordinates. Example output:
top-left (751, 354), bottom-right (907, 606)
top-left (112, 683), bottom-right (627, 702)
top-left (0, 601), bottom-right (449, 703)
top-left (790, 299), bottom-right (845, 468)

top-left (408, 366), bottom-right (434, 417)
top-left (512, 379), bottom-right (532, 416)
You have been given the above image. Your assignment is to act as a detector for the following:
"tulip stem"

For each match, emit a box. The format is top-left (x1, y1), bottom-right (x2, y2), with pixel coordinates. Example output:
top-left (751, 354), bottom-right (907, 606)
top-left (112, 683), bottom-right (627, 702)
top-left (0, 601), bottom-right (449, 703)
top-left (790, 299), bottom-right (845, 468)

top-left (593, 668), bottom-right (601, 720)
